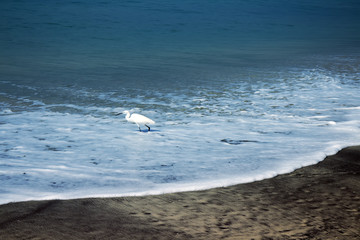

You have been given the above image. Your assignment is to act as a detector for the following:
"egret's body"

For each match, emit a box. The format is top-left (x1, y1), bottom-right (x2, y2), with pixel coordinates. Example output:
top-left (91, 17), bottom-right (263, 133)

top-left (122, 110), bottom-right (155, 131)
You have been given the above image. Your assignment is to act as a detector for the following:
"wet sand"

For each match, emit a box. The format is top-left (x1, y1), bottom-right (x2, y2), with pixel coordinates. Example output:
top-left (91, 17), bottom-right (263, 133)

top-left (0, 146), bottom-right (359, 239)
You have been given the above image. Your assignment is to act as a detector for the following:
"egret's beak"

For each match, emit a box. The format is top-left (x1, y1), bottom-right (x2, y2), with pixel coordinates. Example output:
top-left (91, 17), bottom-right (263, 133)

top-left (114, 112), bottom-right (122, 116)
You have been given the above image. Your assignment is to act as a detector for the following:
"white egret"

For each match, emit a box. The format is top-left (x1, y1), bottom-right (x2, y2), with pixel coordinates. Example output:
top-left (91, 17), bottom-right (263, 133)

top-left (119, 110), bottom-right (155, 131)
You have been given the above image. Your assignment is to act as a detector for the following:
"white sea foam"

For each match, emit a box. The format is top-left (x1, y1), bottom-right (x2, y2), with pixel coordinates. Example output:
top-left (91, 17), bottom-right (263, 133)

top-left (1, 65), bottom-right (360, 204)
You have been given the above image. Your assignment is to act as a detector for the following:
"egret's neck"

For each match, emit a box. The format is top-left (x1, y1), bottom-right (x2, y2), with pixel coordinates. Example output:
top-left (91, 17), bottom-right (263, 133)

top-left (125, 112), bottom-right (131, 120)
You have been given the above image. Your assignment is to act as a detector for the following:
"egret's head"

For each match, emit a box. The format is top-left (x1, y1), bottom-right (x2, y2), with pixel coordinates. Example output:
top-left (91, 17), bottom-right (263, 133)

top-left (122, 110), bottom-right (130, 114)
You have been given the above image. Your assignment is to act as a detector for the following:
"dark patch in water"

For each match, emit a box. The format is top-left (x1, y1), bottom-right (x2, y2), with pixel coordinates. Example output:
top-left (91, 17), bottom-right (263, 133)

top-left (160, 163), bottom-right (175, 168)
top-left (50, 181), bottom-right (66, 188)
top-left (45, 145), bottom-right (60, 151)
top-left (274, 131), bottom-right (292, 135)
top-left (162, 175), bottom-right (177, 183)
top-left (34, 137), bottom-right (46, 141)
top-left (221, 139), bottom-right (259, 145)
top-left (90, 158), bottom-right (99, 165)
top-left (257, 131), bottom-right (292, 135)
top-left (146, 173), bottom-right (181, 183)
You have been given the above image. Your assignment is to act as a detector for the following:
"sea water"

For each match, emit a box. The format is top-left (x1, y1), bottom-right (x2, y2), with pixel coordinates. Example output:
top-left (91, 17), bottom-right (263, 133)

top-left (1, 0), bottom-right (360, 204)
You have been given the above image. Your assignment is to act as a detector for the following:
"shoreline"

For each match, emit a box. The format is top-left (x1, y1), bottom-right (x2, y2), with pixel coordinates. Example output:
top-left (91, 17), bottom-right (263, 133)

top-left (0, 146), bottom-right (359, 239)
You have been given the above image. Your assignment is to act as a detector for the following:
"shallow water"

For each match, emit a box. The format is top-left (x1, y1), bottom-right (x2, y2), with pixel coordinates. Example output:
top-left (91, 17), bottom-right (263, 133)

top-left (1, 0), bottom-right (360, 204)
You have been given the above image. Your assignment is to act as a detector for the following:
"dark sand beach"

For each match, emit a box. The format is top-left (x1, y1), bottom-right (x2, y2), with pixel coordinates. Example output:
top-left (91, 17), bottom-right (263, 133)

top-left (0, 146), bottom-right (359, 239)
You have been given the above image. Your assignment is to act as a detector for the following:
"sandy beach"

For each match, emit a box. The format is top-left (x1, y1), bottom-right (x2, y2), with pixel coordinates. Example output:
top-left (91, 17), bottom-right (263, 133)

top-left (0, 146), bottom-right (359, 239)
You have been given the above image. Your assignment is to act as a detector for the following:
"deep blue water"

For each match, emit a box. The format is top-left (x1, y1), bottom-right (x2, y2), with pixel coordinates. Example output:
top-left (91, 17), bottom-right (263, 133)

top-left (1, 0), bottom-right (359, 90)
top-left (1, 0), bottom-right (360, 203)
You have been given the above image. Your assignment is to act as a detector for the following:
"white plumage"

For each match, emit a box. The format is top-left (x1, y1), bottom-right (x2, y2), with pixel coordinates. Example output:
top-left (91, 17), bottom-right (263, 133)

top-left (122, 110), bottom-right (155, 131)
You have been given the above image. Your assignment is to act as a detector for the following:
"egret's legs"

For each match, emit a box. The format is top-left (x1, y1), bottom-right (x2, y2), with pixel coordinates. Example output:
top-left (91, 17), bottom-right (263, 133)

top-left (145, 124), bottom-right (150, 131)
